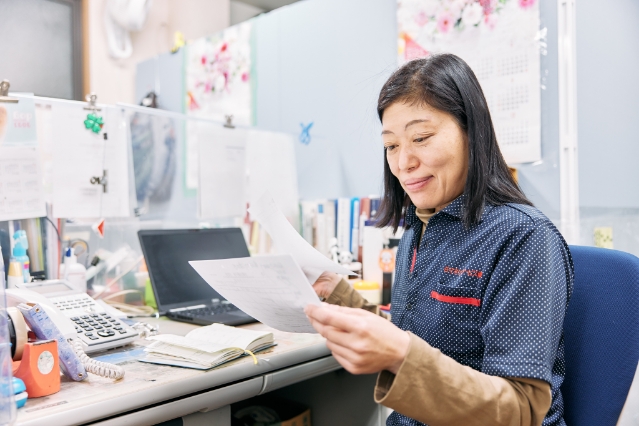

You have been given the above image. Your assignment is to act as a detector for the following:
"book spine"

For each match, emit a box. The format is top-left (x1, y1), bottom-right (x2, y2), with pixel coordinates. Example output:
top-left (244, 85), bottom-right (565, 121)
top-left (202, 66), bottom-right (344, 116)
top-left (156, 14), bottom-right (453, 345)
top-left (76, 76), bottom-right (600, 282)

top-left (336, 198), bottom-right (351, 252)
top-left (350, 198), bottom-right (360, 255)
top-left (316, 202), bottom-right (327, 256)
top-left (370, 197), bottom-right (381, 222)
top-left (300, 201), bottom-right (316, 246)
top-left (249, 221), bottom-right (260, 255)
top-left (325, 200), bottom-right (337, 251)
top-left (358, 198), bottom-right (371, 263)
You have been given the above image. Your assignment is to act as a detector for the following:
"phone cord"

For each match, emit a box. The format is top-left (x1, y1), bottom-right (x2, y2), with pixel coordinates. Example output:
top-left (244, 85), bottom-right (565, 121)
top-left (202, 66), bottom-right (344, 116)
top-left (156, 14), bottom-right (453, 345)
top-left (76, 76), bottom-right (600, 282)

top-left (70, 339), bottom-right (125, 380)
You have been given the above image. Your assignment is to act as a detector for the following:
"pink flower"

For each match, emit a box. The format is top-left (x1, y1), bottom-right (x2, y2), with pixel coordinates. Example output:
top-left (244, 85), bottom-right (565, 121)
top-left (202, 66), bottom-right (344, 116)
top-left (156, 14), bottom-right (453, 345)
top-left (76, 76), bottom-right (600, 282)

top-left (241, 72), bottom-right (249, 82)
top-left (437, 12), bottom-right (454, 33)
top-left (414, 11), bottom-right (429, 27)
top-left (201, 56), bottom-right (206, 65)
top-left (479, 0), bottom-right (496, 14)
top-left (519, 0), bottom-right (535, 9)
top-left (484, 13), bottom-right (498, 30)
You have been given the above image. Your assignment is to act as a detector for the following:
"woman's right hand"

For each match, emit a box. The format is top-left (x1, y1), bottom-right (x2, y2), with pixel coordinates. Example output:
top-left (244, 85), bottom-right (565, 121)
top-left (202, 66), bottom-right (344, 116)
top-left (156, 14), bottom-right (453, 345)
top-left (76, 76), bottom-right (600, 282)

top-left (312, 272), bottom-right (342, 300)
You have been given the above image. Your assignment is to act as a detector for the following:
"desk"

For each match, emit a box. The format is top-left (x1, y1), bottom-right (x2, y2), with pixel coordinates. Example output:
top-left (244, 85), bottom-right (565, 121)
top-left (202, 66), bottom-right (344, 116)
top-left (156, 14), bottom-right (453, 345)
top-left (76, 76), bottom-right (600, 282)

top-left (15, 318), bottom-right (378, 426)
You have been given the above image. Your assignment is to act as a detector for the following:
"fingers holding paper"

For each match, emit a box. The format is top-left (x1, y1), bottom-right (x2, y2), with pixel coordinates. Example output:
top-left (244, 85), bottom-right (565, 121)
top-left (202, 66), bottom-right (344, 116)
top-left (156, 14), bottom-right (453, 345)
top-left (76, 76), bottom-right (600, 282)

top-left (304, 303), bottom-right (410, 375)
top-left (311, 272), bottom-right (342, 300)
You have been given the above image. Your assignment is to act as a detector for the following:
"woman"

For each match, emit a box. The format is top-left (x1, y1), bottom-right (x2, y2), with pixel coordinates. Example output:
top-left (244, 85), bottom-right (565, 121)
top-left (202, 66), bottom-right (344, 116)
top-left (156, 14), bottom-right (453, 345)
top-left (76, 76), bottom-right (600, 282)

top-left (305, 54), bottom-right (572, 426)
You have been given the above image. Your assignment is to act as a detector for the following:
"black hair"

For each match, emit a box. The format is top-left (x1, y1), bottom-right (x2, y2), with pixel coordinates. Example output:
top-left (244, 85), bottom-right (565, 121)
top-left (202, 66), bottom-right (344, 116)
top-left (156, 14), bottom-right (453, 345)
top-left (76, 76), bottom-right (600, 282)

top-left (375, 53), bottom-right (532, 231)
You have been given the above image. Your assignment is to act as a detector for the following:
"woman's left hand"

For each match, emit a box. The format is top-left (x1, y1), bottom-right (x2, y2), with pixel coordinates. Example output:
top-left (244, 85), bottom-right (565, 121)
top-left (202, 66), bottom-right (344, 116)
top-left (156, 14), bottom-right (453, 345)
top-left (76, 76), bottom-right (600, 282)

top-left (305, 303), bottom-right (410, 375)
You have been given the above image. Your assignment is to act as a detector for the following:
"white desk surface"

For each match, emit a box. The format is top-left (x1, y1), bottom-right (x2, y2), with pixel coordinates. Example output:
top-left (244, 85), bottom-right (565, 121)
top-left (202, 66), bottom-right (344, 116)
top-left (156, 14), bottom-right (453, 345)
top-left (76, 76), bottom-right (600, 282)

top-left (16, 318), bottom-right (334, 426)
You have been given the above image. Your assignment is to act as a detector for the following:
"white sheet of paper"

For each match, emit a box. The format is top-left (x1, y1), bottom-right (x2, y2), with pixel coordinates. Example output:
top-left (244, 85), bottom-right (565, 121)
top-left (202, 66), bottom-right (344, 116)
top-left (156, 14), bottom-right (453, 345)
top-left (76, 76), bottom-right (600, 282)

top-left (190, 254), bottom-right (320, 333)
top-left (197, 122), bottom-right (247, 219)
top-left (248, 192), bottom-right (354, 284)
top-left (0, 96), bottom-right (46, 221)
top-left (101, 107), bottom-right (132, 217)
top-left (246, 129), bottom-right (299, 226)
top-left (51, 103), bottom-right (130, 218)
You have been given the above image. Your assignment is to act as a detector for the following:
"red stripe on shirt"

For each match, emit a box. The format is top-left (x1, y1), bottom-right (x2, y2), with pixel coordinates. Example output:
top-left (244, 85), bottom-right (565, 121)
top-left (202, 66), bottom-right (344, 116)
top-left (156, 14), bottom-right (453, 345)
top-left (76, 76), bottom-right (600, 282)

top-left (430, 290), bottom-right (481, 307)
top-left (410, 248), bottom-right (417, 273)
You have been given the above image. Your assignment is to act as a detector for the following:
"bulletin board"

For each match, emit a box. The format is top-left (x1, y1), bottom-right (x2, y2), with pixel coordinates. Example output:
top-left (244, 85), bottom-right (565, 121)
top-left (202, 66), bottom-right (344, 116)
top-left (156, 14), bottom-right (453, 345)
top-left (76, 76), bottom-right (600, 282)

top-left (136, 0), bottom-right (563, 225)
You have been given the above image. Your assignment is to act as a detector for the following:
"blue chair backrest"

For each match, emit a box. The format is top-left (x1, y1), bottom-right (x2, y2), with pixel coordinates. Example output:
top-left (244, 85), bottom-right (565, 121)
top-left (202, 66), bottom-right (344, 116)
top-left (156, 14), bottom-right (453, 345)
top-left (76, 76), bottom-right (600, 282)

top-left (563, 246), bottom-right (639, 425)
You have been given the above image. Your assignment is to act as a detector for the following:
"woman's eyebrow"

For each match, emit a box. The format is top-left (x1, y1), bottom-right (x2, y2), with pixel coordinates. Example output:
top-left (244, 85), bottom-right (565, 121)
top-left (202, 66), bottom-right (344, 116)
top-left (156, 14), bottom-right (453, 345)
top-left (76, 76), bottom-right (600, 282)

top-left (405, 119), bottom-right (429, 130)
top-left (381, 129), bottom-right (394, 135)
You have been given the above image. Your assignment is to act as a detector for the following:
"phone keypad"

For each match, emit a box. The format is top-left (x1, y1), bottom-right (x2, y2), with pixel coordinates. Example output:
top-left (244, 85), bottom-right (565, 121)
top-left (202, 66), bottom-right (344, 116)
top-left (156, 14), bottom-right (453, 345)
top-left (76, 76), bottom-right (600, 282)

top-left (71, 312), bottom-right (134, 343)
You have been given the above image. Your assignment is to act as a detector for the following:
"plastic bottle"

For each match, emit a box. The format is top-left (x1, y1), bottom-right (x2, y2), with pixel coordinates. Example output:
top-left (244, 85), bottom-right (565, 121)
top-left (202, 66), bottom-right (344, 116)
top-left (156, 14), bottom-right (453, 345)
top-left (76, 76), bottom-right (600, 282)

top-left (12, 231), bottom-right (28, 253)
top-left (60, 248), bottom-right (87, 293)
top-left (0, 245), bottom-right (17, 425)
top-left (6, 259), bottom-right (23, 289)
top-left (11, 243), bottom-right (29, 284)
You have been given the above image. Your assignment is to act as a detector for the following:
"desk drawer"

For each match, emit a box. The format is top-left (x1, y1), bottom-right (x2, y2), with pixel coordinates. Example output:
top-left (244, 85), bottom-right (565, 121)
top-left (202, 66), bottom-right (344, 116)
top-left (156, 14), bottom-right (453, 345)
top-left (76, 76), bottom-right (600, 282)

top-left (91, 377), bottom-right (263, 426)
top-left (260, 356), bottom-right (341, 394)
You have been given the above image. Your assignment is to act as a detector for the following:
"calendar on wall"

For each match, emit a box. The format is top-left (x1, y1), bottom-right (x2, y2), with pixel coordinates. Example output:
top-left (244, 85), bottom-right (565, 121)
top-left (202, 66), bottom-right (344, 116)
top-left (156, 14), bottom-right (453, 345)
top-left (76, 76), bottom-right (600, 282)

top-left (397, 0), bottom-right (542, 164)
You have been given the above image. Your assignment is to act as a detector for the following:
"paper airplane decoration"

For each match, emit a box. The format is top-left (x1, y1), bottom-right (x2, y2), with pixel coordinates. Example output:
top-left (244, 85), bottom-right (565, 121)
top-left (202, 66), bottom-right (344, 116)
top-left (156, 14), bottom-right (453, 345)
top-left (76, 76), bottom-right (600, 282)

top-left (92, 219), bottom-right (105, 238)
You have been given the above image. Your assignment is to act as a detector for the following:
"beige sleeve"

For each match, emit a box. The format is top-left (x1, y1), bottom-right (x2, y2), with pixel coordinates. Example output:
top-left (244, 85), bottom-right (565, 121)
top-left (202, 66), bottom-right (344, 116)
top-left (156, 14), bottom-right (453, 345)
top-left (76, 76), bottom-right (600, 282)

top-left (325, 278), bottom-right (379, 314)
top-left (375, 332), bottom-right (552, 426)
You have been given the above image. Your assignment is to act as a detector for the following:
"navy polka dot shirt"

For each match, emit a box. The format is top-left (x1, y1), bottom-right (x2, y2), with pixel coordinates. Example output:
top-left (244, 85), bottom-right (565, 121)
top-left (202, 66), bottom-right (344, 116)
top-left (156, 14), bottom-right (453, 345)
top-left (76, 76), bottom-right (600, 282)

top-left (388, 195), bottom-right (573, 426)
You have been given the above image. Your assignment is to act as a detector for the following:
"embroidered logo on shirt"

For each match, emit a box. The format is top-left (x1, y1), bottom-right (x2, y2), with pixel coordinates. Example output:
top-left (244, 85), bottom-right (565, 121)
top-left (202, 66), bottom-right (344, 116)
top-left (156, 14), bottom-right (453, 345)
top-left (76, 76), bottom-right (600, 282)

top-left (443, 266), bottom-right (483, 279)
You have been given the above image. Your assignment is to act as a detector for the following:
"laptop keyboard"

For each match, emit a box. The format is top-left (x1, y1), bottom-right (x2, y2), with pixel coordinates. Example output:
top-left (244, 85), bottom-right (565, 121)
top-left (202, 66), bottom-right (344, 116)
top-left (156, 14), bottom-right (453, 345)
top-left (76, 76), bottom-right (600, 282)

top-left (176, 302), bottom-right (239, 318)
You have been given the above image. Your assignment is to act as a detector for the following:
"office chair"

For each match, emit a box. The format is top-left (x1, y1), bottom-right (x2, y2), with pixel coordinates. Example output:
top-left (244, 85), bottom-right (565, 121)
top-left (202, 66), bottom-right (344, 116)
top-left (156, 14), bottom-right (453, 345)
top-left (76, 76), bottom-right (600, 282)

top-left (562, 245), bottom-right (639, 425)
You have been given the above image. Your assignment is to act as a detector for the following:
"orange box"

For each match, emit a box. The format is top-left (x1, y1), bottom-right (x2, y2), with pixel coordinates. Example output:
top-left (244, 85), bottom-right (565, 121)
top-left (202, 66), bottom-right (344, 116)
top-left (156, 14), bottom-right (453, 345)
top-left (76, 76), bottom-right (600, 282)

top-left (280, 408), bottom-right (310, 426)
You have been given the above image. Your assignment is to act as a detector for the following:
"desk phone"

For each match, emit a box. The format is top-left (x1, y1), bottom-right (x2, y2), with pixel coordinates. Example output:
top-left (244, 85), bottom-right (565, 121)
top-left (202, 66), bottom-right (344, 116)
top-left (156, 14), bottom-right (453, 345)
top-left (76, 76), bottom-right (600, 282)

top-left (6, 281), bottom-right (139, 353)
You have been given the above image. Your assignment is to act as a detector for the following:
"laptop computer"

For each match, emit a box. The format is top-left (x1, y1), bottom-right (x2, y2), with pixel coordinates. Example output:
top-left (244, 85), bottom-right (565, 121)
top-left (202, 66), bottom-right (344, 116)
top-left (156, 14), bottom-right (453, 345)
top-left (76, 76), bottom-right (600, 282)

top-left (137, 228), bottom-right (256, 326)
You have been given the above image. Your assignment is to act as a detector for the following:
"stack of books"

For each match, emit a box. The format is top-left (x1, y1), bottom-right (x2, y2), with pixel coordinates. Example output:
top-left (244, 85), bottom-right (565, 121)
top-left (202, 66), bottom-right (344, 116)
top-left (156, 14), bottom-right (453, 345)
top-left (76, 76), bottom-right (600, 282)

top-left (298, 196), bottom-right (381, 261)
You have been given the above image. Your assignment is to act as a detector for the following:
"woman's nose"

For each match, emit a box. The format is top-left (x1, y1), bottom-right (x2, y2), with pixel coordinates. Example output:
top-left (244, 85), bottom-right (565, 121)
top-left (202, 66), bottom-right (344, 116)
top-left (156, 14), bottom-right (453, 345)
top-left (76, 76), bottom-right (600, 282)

top-left (398, 144), bottom-right (419, 172)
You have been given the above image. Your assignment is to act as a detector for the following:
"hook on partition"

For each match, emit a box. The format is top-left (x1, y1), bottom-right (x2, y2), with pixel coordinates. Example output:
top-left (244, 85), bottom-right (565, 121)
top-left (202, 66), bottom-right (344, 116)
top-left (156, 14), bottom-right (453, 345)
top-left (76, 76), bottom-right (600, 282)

top-left (84, 93), bottom-right (102, 112)
top-left (0, 80), bottom-right (18, 103)
top-left (224, 115), bottom-right (235, 129)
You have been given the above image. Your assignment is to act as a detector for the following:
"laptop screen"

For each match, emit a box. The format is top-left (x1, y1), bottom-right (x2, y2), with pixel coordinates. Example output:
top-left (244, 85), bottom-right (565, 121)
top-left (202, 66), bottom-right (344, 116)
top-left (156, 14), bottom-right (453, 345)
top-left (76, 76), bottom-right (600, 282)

top-left (138, 228), bottom-right (250, 311)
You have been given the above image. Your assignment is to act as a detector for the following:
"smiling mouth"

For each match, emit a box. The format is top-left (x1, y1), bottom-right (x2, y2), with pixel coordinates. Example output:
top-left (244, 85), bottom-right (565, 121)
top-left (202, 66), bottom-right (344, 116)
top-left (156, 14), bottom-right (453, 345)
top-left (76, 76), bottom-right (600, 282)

top-left (404, 176), bottom-right (433, 191)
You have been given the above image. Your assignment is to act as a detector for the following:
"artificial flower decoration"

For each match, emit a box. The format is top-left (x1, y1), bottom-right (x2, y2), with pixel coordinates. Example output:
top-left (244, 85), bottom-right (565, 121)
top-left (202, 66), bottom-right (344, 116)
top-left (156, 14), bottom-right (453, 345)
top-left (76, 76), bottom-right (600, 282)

top-left (84, 113), bottom-right (104, 134)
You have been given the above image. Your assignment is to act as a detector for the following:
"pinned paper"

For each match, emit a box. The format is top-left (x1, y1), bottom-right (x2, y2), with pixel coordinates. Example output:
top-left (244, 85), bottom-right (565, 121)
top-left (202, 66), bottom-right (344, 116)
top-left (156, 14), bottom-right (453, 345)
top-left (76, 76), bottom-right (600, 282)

top-left (0, 95), bottom-right (46, 221)
top-left (51, 102), bottom-right (130, 218)
top-left (197, 122), bottom-right (247, 219)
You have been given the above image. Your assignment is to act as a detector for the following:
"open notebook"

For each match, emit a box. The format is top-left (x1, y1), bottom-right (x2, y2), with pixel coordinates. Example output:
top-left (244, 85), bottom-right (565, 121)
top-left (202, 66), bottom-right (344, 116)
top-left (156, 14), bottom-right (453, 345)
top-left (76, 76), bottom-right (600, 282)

top-left (140, 324), bottom-right (275, 370)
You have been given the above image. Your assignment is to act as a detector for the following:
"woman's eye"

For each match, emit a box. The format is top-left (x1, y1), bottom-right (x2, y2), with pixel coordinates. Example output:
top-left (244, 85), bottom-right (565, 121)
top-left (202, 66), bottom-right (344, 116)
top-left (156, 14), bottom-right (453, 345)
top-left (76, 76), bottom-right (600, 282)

top-left (385, 145), bottom-right (397, 152)
top-left (414, 136), bottom-right (428, 143)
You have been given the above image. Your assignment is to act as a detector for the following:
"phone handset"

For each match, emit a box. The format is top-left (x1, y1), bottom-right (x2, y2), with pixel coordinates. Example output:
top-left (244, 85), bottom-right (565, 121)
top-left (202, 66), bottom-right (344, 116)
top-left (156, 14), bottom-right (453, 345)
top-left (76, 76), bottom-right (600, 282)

top-left (69, 339), bottom-right (124, 380)
top-left (16, 302), bottom-right (124, 381)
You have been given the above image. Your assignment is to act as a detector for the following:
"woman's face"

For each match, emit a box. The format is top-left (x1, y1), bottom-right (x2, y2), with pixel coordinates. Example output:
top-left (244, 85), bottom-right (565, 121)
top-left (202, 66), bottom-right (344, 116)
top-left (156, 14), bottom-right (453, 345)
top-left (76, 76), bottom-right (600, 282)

top-left (382, 101), bottom-right (468, 212)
